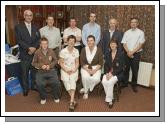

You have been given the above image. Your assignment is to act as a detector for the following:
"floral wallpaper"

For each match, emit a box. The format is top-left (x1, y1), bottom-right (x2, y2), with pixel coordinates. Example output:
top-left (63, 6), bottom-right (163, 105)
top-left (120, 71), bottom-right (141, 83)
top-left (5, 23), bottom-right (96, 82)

top-left (68, 5), bottom-right (155, 65)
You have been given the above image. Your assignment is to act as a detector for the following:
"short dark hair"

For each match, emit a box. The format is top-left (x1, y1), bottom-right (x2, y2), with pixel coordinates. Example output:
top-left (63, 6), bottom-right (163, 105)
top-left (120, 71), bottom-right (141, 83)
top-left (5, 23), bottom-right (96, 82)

top-left (40, 37), bottom-right (48, 43)
top-left (108, 38), bottom-right (118, 48)
top-left (130, 17), bottom-right (139, 22)
top-left (69, 17), bottom-right (76, 22)
top-left (47, 15), bottom-right (54, 19)
top-left (67, 35), bottom-right (76, 43)
top-left (110, 38), bottom-right (118, 46)
top-left (87, 35), bottom-right (95, 42)
top-left (90, 12), bottom-right (96, 16)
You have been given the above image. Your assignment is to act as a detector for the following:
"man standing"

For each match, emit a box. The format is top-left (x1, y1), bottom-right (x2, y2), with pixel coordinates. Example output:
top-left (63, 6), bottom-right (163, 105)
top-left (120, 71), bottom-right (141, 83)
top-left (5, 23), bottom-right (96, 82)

top-left (63, 18), bottom-right (82, 53)
top-left (39, 15), bottom-right (62, 58)
top-left (32, 37), bottom-right (60, 104)
top-left (82, 13), bottom-right (101, 46)
top-left (15, 10), bottom-right (40, 96)
top-left (101, 18), bottom-right (123, 58)
top-left (121, 18), bottom-right (145, 92)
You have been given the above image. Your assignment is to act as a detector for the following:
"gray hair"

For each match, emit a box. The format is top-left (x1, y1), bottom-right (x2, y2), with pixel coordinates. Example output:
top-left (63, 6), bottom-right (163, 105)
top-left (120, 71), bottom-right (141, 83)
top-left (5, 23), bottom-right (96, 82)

top-left (23, 9), bottom-right (33, 16)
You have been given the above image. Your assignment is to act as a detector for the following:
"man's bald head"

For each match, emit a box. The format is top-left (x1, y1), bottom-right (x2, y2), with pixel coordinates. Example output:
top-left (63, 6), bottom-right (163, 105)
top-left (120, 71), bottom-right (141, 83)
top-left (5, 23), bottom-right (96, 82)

top-left (24, 10), bottom-right (33, 24)
top-left (24, 10), bottom-right (33, 16)
top-left (109, 18), bottom-right (118, 30)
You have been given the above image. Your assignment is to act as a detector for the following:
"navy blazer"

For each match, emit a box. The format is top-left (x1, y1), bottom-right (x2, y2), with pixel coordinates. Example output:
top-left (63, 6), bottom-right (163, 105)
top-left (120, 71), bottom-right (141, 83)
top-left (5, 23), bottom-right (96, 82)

top-left (104, 49), bottom-right (125, 81)
top-left (15, 22), bottom-right (40, 61)
top-left (101, 30), bottom-right (123, 58)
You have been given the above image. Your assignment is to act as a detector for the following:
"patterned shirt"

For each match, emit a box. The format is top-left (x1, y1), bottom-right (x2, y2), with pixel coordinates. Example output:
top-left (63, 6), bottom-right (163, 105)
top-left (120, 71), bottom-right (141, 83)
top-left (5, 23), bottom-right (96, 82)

top-left (59, 47), bottom-right (79, 70)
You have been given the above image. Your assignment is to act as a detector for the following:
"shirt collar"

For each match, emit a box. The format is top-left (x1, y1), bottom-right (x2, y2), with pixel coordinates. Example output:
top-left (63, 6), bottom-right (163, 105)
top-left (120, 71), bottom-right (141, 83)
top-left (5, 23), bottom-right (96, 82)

top-left (24, 21), bottom-right (31, 27)
top-left (69, 27), bottom-right (77, 30)
top-left (109, 29), bottom-right (115, 33)
top-left (47, 25), bottom-right (54, 30)
top-left (40, 48), bottom-right (48, 54)
top-left (131, 28), bottom-right (138, 31)
top-left (88, 22), bottom-right (96, 27)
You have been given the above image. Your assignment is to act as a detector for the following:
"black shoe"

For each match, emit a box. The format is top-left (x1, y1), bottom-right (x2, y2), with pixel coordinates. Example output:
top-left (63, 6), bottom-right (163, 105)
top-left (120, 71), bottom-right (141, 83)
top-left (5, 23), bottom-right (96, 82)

top-left (73, 101), bottom-right (77, 107)
top-left (132, 86), bottom-right (138, 93)
top-left (120, 83), bottom-right (128, 88)
top-left (23, 91), bottom-right (28, 96)
top-left (108, 102), bottom-right (113, 109)
top-left (31, 88), bottom-right (38, 92)
top-left (31, 85), bottom-right (38, 91)
top-left (69, 102), bottom-right (75, 112)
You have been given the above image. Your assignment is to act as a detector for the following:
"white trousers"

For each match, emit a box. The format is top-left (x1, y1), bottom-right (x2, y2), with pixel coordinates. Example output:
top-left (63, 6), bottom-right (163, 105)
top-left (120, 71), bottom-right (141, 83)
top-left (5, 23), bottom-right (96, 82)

top-left (61, 69), bottom-right (78, 91)
top-left (81, 67), bottom-right (101, 93)
top-left (102, 75), bottom-right (118, 102)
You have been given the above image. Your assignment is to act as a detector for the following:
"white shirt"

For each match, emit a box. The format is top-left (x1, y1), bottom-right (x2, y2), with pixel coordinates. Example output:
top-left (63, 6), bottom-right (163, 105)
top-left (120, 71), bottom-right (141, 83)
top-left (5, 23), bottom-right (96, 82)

top-left (85, 46), bottom-right (97, 64)
top-left (63, 27), bottom-right (81, 46)
top-left (121, 28), bottom-right (145, 52)
top-left (109, 29), bottom-right (115, 39)
top-left (59, 47), bottom-right (79, 70)
top-left (39, 26), bottom-right (62, 49)
top-left (24, 21), bottom-right (31, 36)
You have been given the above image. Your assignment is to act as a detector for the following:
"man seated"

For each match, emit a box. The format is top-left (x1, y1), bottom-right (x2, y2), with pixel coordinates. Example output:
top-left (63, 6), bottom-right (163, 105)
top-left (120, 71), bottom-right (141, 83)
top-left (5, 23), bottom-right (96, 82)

top-left (32, 37), bottom-right (60, 104)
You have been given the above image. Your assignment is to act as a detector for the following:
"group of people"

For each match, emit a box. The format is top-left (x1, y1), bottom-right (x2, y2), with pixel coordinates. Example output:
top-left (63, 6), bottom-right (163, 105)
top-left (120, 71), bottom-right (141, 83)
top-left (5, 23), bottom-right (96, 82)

top-left (14, 9), bottom-right (145, 111)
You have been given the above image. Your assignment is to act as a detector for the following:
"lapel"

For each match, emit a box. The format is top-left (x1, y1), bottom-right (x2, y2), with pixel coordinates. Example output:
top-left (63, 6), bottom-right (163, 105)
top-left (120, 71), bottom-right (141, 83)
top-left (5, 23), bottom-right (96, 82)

top-left (108, 52), bottom-right (113, 70)
top-left (107, 30), bottom-right (110, 42)
top-left (112, 30), bottom-right (116, 39)
top-left (22, 22), bottom-right (31, 38)
top-left (23, 22), bottom-right (35, 38)
top-left (111, 30), bottom-right (119, 40)
top-left (110, 50), bottom-right (119, 67)
top-left (106, 31), bottom-right (110, 50)
top-left (31, 24), bottom-right (36, 38)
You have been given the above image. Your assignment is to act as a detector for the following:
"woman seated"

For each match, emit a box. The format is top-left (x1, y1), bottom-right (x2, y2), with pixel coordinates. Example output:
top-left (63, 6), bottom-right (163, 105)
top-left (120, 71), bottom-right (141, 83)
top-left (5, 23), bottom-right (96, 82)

top-left (59, 35), bottom-right (79, 111)
top-left (102, 39), bottom-right (125, 108)
top-left (80, 35), bottom-right (103, 99)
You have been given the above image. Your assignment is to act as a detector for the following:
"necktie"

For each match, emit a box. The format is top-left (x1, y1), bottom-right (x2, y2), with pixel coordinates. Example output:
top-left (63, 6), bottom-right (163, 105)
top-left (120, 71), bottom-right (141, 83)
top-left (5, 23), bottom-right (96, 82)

top-left (27, 24), bottom-right (31, 36)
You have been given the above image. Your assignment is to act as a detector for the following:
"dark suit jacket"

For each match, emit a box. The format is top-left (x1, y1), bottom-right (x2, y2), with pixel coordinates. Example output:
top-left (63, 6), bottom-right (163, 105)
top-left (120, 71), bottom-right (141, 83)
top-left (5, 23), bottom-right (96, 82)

top-left (104, 49), bottom-right (125, 81)
top-left (101, 29), bottom-right (123, 58)
top-left (15, 22), bottom-right (40, 61)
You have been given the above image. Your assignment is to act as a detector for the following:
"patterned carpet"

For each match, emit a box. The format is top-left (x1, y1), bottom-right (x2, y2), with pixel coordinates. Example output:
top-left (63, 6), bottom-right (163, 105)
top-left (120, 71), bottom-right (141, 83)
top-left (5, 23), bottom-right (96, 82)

top-left (5, 84), bottom-right (155, 112)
